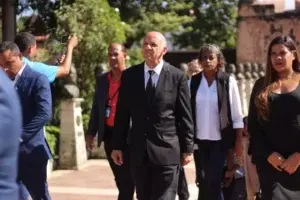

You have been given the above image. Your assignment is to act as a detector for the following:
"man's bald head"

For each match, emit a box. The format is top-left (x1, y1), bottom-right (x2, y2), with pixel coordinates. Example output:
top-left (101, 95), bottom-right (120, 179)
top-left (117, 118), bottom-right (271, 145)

top-left (142, 31), bottom-right (168, 68)
top-left (144, 32), bottom-right (167, 48)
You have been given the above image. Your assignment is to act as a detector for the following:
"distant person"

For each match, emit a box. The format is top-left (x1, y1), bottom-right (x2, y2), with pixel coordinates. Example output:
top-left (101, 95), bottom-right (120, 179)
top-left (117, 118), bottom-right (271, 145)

top-left (14, 32), bottom-right (78, 83)
top-left (187, 59), bottom-right (202, 78)
top-left (180, 63), bottom-right (188, 74)
top-left (0, 68), bottom-right (22, 200)
top-left (0, 41), bottom-right (52, 200)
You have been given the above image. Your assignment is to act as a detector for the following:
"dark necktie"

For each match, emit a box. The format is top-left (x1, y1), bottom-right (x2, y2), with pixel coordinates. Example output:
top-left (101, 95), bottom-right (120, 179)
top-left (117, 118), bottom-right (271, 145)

top-left (146, 70), bottom-right (155, 104)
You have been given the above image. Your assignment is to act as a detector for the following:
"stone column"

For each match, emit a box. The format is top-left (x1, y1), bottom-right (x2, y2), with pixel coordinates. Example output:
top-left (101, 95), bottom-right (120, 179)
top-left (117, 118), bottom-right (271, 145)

top-left (59, 98), bottom-right (87, 169)
top-left (236, 64), bottom-right (247, 116)
top-left (258, 63), bottom-right (266, 78)
top-left (44, 127), bottom-right (54, 178)
top-left (244, 63), bottom-right (254, 113)
top-left (226, 63), bottom-right (236, 79)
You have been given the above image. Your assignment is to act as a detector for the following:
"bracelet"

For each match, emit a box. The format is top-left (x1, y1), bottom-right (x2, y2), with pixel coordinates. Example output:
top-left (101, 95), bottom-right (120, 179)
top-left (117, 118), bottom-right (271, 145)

top-left (235, 157), bottom-right (243, 166)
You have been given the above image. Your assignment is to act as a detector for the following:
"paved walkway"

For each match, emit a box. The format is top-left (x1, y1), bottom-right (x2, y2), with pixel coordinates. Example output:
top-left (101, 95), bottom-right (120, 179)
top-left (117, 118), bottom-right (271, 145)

top-left (48, 159), bottom-right (198, 200)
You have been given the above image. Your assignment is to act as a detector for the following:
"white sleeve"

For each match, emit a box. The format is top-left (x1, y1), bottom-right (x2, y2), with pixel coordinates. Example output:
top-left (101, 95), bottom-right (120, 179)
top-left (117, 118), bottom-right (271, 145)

top-left (228, 76), bottom-right (244, 129)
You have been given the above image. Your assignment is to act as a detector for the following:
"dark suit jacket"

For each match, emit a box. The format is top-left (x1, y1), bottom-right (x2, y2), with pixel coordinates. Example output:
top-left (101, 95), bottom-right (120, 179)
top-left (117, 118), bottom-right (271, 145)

top-left (16, 65), bottom-right (52, 161)
top-left (0, 69), bottom-right (22, 200)
top-left (112, 62), bottom-right (194, 166)
top-left (87, 72), bottom-right (109, 147)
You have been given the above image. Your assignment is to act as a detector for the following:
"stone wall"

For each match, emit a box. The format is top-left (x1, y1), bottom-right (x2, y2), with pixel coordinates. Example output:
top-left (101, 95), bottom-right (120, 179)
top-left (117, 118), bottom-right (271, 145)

top-left (237, 1), bottom-right (300, 64)
top-left (224, 62), bottom-right (266, 117)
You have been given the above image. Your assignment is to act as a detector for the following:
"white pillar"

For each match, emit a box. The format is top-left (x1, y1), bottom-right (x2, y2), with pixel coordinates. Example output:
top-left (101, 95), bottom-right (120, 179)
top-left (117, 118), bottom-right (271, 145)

top-left (59, 98), bottom-right (87, 169)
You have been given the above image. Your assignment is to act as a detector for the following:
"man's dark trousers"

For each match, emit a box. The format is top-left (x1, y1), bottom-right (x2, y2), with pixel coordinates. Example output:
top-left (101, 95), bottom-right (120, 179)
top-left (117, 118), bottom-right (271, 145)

top-left (18, 150), bottom-right (51, 200)
top-left (134, 154), bottom-right (180, 200)
top-left (104, 126), bottom-right (134, 200)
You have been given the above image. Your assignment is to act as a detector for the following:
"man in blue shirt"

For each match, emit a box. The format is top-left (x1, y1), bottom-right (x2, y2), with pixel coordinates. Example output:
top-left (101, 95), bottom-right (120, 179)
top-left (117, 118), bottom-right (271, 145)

top-left (14, 32), bottom-right (78, 83)
top-left (13, 32), bottom-right (77, 199)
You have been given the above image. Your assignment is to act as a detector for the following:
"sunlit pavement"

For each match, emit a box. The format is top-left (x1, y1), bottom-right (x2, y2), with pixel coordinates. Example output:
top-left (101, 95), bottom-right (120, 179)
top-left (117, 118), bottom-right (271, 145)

top-left (48, 159), bottom-right (198, 200)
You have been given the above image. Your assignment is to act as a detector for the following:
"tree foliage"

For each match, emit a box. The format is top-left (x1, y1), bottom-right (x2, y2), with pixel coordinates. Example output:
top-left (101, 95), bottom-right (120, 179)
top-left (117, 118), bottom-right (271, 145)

top-left (19, 0), bottom-right (238, 49)
top-left (172, 0), bottom-right (238, 49)
top-left (107, 0), bottom-right (195, 47)
top-left (55, 0), bottom-right (126, 117)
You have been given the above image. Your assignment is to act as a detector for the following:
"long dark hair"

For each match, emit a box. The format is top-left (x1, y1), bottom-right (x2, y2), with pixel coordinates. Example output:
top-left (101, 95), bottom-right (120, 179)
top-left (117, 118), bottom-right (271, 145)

top-left (255, 36), bottom-right (300, 120)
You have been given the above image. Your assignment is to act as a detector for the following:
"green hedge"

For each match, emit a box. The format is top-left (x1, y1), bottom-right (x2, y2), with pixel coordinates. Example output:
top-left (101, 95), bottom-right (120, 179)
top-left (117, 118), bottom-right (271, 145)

top-left (45, 125), bottom-right (60, 159)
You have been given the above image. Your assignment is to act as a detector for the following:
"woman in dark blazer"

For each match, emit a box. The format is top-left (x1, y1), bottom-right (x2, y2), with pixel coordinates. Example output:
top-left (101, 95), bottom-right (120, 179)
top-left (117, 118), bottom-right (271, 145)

top-left (190, 44), bottom-right (244, 200)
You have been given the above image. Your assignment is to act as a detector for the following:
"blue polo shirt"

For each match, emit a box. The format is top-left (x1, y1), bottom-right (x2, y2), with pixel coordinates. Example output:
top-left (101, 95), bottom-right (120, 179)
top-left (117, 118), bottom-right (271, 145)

top-left (23, 57), bottom-right (58, 83)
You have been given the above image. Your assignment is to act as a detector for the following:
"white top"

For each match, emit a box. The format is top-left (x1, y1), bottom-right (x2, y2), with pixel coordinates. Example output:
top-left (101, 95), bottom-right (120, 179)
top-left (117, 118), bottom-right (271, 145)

top-left (144, 60), bottom-right (164, 89)
top-left (195, 73), bottom-right (244, 140)
top-left (13, 63), bottom-right (26, 86)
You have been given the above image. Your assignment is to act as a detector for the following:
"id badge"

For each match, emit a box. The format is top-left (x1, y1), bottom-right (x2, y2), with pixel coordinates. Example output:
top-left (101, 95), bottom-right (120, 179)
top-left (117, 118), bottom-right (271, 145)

top-left (105, 105), bottom-right (111, 118)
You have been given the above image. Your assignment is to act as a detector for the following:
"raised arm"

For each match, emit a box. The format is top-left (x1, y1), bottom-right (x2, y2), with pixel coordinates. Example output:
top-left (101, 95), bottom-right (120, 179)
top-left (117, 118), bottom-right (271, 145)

top-left (55, 35), bottom-right (78, 78)
top-left (24, 35), bottom-right (78, 82)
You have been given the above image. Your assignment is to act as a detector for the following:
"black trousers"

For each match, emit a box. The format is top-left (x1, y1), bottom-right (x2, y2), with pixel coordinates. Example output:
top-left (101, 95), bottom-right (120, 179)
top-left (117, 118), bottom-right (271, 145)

top-left (104, 126), bottom-right (135, 200)
top-left (194, 140), bottom-right (228, 200)
top-left (133, 155), bottom-right (180, 200)
top-left (177, 167), bottom-right (190, 200)
top-left (18, 152), bottom-right (51, 200)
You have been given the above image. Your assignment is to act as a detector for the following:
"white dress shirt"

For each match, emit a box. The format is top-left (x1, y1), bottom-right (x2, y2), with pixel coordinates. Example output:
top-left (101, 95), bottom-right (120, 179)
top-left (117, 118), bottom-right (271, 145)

top-left (144, 60), bottom-right (164, 89)
top-left (195, 73), bottom-right (244, 141)
top-left (13, 63), bottom-right (26, 86)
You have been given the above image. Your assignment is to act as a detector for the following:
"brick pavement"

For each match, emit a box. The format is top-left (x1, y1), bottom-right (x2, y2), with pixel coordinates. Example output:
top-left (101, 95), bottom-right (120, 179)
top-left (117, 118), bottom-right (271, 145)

top-left (48, 159), bottom-right (198, 200)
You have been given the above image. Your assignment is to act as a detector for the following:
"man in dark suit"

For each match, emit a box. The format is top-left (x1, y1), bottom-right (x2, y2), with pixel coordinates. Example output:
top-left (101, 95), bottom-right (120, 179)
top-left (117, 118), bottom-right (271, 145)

top-left (0, 68), bottom-right (22, 200)
top-left (86, 43), bottom-right (134, 200)
top-left (111, 32), bottom-right (194, 200)
top-left (0, 41), bottom-right (52, 200)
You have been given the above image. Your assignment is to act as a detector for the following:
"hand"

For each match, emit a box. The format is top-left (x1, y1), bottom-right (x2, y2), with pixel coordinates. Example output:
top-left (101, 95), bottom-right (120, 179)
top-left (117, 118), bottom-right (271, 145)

top-left (267, 152), bottom-right (285, 171)
top-left (86, 135), bottom-right (94, 151)
top-left (67, 33), bottom-right (78, 49)
top-left (280, 153), bottom-right (300, 174)
top-left (243, 129), bottom-right (249, 138)
top-left (223, 170), bottom-right (234, 188)
top-left (57, 54), bottom-right (66, 64)
top-left (111, 150), bottom-right (123, 166)
top-left (181, 153), bottom-right (193, 166)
